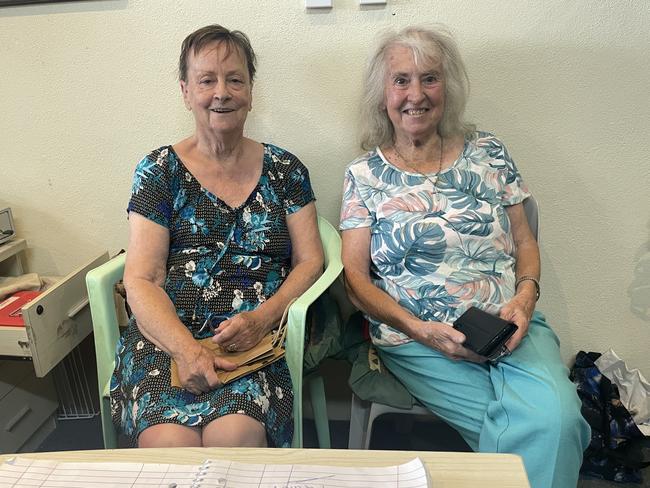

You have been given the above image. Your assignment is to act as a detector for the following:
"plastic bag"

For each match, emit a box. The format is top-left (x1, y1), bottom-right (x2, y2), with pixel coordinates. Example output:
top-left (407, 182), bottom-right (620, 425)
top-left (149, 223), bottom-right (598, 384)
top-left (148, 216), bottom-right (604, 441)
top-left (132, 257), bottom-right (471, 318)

top-left (596, 349), bottom-right (650, 435)
top-left (570, 351), bottom-right (650, 483)
top-left (348, 340), bottom-right (415, 409)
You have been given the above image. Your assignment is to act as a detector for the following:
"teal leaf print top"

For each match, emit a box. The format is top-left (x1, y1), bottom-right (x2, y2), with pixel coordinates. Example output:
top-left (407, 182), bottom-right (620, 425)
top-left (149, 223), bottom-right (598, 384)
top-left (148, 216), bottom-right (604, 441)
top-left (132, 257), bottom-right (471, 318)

top-left (340, 132), bottom-right (531, 346)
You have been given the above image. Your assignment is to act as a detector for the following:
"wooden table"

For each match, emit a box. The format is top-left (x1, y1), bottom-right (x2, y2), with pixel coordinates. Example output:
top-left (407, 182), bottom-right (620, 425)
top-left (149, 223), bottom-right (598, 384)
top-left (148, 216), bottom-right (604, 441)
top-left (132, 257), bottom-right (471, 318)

top-left (0, 447), bottom-right (530, 487)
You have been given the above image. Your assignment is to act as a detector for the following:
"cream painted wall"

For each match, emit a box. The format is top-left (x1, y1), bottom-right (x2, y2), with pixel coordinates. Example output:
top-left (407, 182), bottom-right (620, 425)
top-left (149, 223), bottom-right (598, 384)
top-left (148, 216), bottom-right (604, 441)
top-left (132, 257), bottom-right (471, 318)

top-left (1, 0), bottom-right (648, 376)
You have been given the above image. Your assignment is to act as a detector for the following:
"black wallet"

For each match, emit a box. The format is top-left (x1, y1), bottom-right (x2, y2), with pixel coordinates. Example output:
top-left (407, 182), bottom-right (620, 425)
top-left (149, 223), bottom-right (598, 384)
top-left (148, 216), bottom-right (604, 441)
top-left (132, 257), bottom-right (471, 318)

top-left (453, 307), bottom-right (518, 361)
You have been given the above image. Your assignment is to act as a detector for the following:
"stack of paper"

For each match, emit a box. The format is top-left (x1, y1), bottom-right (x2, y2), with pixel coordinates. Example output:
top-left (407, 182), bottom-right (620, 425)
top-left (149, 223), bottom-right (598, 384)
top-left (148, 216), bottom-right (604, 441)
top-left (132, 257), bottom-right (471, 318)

top-left (0, 456), bottom-right (430, 487)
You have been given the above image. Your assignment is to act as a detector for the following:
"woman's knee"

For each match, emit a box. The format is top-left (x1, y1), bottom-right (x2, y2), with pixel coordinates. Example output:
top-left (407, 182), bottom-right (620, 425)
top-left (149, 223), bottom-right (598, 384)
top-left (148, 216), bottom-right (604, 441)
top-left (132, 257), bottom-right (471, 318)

top-left (202, 414), bottom-right (268, 447)
top-left (554, 385), bottom-right (590, 449)
top-left (138, 423), bottom-right (202, 447)
top-left (526, 378), bottom-right (587, 445)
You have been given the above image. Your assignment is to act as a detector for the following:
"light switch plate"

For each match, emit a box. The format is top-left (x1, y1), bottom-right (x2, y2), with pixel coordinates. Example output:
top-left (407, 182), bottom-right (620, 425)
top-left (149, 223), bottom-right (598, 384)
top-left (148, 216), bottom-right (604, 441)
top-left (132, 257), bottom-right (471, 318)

top-left (360, 0), bottom-right (386, 4)
top-left (306, 0), bottom-right (332, 8)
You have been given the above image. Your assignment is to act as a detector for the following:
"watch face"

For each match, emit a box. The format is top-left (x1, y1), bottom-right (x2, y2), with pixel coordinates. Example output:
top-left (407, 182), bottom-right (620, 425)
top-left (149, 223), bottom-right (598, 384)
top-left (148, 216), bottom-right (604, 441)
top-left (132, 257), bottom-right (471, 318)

top-left (0, 208), bottom-right (15, 245)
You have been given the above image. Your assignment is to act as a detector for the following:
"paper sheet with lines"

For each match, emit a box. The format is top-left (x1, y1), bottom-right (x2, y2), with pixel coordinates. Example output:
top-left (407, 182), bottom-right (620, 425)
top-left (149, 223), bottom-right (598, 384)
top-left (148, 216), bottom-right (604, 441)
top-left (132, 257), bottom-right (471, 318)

top-left (0, 458), bottom-right (200, 487)
top-left (195, 457), bottom-right (428, 487)
top-left (0, 456), bottom-right (429, 487)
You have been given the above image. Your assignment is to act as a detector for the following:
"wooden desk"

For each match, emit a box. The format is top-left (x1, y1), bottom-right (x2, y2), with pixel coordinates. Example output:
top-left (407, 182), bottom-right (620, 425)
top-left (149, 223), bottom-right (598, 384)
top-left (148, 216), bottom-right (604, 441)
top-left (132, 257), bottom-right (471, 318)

top-left (0, 447), bottom-right (530, 487)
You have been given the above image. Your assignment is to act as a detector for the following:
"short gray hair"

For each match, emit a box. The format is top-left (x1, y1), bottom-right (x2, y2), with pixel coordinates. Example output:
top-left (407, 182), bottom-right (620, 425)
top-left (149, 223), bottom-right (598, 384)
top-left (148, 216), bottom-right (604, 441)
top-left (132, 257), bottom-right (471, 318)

top-left (359, 25), bottom-right (475, 150)
top-left (178, 24), bottom-right (257, 83)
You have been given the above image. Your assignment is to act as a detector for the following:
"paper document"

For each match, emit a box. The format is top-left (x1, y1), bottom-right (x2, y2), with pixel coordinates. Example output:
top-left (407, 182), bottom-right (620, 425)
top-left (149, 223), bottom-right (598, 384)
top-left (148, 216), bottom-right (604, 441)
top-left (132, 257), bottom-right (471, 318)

top-left (195, 457), bottom-right (428, 487)
top-left (0, 458), bottom-right (199, 487)
top-left (0, 456), bottom-right (429, 487)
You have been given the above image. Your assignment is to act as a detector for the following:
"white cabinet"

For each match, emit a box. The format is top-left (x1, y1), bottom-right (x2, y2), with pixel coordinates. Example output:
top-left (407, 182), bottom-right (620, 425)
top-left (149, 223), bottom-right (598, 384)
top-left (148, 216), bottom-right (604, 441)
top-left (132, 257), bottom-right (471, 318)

top-left (0, 238), bottom-right (109, 453)
top-left (0, 359), bottom-right (57, 453)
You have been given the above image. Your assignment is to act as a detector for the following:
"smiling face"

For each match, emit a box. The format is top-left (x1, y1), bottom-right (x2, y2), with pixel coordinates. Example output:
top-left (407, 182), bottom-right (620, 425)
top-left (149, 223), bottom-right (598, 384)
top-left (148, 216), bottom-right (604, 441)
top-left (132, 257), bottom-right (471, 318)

top-left (180, 41), bottom-right (252, 137)
top-left (383, 45), bottom-right (445, 143)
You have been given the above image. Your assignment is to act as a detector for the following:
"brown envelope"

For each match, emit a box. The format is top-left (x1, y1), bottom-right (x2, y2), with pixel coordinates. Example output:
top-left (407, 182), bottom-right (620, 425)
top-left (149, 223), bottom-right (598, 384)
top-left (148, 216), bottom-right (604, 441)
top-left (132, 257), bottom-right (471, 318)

top-left (170, 299), bottom-right (294, 388)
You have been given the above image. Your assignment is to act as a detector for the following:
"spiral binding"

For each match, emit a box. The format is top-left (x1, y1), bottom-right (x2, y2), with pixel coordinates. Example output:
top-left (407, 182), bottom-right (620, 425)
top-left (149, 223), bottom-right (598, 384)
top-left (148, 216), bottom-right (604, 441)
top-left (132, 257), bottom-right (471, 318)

top-left (188, 459), bottom-right (229, 488)
top-left (189, 459), bottom-right (208, 488)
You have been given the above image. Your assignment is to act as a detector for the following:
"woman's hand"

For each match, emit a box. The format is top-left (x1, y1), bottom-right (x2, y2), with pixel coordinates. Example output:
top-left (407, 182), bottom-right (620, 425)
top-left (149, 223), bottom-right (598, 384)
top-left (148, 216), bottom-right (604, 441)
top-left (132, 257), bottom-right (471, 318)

top-left (500, 285), bottom-right (536, 351)
top-left (413, 319), bottom-right (486, 363)
top-left (174, 342), bottom-right (237, 395)
top-left (211, 311), bottom-right (269, 352)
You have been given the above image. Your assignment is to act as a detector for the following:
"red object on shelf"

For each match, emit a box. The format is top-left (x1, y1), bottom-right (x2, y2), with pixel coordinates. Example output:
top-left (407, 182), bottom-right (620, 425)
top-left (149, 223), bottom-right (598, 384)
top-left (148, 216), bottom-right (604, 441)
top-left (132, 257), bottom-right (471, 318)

top-left (0, 290), bottom-right (41, 327)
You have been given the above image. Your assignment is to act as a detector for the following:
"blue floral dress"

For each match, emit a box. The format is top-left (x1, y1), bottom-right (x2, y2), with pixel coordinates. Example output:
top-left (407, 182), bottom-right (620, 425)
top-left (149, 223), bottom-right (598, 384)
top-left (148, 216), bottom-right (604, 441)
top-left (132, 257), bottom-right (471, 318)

top-left (339, 132), bottom-right (530, 347)
top-left (111, 143), bottom-right (315, 446)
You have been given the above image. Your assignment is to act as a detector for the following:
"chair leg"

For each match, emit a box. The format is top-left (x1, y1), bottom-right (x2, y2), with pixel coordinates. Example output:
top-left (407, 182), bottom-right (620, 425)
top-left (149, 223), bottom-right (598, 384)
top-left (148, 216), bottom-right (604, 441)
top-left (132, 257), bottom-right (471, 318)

top-left (101, 397), bottom-right (118, 449)
top-left (307, 374), bottom-right (331, 449)
top-left (364, 402), bottom-right (385, 450)
top-left (348, 393), bottom-right (371, 449)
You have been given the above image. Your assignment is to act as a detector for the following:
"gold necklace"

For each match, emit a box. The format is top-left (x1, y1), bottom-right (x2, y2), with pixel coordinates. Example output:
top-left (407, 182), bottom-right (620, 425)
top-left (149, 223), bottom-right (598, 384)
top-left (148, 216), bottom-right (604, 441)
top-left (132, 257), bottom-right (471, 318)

top-left (392, 138), bottom-right (444, 189)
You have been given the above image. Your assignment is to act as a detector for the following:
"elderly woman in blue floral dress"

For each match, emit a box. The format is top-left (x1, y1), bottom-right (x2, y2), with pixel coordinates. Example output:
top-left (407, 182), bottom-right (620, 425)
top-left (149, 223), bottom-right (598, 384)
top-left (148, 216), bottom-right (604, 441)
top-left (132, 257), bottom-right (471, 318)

top-left (340, 26), bottom-right (590, 488)
top-left (111, 25), bottom-right (323, 448)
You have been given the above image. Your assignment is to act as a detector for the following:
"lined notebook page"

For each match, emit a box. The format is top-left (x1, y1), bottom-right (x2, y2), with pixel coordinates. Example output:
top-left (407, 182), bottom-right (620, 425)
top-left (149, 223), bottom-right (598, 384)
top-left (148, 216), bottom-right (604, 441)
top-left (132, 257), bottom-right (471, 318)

top-left (191, 457), bottom-right (428, 487)
top-left (0, 457), bottom-right (201, 488)
top-left (0, 456), bottom-right (429, 488)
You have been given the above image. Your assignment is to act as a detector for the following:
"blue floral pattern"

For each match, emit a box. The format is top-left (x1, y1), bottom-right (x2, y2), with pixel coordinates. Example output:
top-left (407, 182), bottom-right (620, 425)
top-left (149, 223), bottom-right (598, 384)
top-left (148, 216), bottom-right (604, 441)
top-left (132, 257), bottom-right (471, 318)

top-left (111, 143), bottom-right (314, 446)
top-left (340, 132), bottom-right (530, 346)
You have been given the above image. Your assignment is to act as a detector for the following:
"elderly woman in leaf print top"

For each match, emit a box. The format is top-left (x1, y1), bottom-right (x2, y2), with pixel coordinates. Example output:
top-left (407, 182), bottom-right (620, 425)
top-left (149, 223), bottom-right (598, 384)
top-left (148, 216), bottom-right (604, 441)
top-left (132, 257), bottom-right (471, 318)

top-left (111, 25), bottom-right (323, 449)
top-left (340, 26), bottom-right (590, 488)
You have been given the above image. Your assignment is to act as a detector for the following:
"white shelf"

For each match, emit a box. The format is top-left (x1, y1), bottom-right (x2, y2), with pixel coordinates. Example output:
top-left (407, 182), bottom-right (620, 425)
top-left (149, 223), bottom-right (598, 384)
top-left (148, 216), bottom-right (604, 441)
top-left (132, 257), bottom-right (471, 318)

top-left (0, 238), bottom-right (26, 264)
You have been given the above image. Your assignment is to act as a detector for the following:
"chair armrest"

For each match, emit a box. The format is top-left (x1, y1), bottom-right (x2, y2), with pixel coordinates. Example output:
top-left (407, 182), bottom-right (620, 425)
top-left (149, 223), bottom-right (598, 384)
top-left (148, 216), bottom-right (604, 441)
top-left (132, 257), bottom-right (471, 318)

top-left (285, 217), bottom-right (343, 394)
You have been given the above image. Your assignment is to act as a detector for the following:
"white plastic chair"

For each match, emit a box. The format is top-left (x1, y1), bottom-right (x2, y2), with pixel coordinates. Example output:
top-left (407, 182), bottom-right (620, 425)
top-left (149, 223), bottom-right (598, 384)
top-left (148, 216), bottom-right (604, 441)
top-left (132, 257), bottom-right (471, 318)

top-left (348, 195), bottom-right (540, 449)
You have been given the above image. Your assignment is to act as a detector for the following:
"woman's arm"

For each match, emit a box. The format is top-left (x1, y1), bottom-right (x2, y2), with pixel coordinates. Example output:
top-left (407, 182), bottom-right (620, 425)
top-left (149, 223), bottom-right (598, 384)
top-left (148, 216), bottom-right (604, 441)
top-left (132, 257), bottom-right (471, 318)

top-left (124, 212), bottom-right (234, 394)
top-left (342, 227), bottom-right (480, 361)
top-left (212, 202), bottom-right (324, 351)
top-left (500, 201), bottom-right (540, 350)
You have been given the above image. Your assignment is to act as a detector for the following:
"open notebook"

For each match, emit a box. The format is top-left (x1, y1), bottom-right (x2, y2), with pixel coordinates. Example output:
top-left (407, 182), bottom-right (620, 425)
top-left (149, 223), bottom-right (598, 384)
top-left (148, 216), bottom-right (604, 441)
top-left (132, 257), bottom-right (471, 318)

top-left (0, 456), bottom-right (429, 487)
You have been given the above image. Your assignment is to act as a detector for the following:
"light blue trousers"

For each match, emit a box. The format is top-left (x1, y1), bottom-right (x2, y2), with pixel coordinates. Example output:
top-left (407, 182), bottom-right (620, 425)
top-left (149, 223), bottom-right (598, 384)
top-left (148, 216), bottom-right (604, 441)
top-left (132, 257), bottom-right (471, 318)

top-left (377, 311), bottom-right (591, 488)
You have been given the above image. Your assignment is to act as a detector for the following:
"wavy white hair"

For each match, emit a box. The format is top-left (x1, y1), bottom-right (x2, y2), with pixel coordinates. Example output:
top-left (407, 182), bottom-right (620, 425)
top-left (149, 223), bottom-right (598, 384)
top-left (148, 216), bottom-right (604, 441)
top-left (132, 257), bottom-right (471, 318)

top-left (359, 25), bottom-right (475, 150)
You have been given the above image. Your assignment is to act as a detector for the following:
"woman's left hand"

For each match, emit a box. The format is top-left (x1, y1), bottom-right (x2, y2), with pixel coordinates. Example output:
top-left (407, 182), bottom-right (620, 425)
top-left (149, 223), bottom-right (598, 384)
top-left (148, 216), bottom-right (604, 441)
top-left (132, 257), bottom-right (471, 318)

top-left (499, 291), bottom-right (536, 352)
top-left (211, 311), bottom-right (269, 352)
